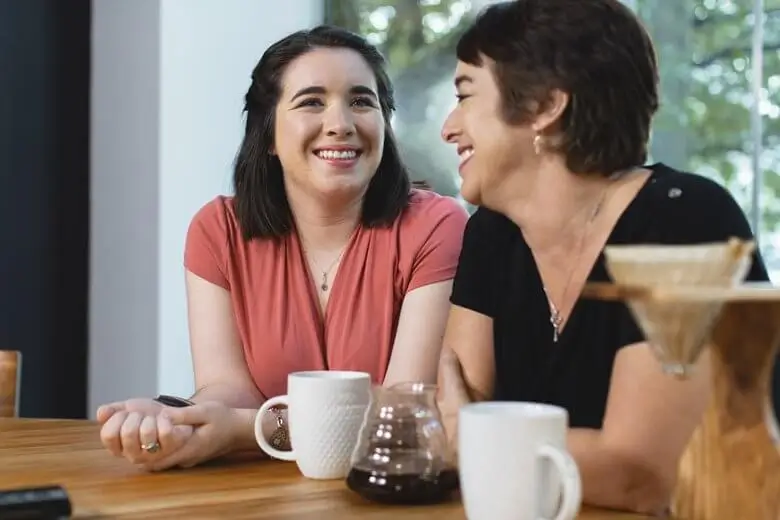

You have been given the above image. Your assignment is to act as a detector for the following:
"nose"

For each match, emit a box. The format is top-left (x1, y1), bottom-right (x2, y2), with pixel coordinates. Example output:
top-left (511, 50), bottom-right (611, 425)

top-left (441, 109), bottom-right (460, 144)
top-left (324, 103), bottom-right (355, 137)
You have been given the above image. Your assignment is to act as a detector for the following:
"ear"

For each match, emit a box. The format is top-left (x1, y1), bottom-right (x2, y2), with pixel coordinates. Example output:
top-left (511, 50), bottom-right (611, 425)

top-left (531, 88), bottom-right (570, 134)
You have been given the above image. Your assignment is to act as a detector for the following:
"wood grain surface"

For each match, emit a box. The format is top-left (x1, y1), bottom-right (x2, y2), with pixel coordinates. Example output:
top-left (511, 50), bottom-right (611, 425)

top-left (0, 419), bottom-right (649, 519)
top-left (672, 301), bottom-right (780, 520)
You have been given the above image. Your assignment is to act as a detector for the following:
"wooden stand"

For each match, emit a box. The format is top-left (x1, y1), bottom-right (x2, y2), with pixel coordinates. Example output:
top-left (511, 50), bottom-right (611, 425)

top-left (583, 282), bottom-right (780, 520)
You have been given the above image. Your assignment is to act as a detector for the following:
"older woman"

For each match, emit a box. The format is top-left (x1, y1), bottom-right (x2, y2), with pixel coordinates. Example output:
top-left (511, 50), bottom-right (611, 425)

top-left (436, 0), bottom-right (771, 515)
top-left (97, 25), bottom-right (468, 471)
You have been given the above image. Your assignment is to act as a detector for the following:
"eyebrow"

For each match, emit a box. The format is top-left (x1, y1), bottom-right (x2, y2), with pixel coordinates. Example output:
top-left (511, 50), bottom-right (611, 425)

top-left (290, 85), bottom-right (378, 102)
top-left (454, 75), bottom-right (473, 88)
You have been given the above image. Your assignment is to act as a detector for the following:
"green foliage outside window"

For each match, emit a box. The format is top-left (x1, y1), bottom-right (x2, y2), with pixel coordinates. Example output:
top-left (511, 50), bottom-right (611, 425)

top-left (326, 0), bottom-right (780, 262)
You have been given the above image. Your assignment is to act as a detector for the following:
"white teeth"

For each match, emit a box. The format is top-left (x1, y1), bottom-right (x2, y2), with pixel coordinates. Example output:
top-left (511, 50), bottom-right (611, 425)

top-left (459, 148), bottom-right (474, 161)
top-left (316, 149), bottom-right (358, 160)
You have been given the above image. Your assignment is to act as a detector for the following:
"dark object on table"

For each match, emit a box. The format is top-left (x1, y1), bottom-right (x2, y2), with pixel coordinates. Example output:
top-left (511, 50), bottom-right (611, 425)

top-left (153, 394), bottom-right (194, 408)
top-left (0, 484), bottom-right (71, 519)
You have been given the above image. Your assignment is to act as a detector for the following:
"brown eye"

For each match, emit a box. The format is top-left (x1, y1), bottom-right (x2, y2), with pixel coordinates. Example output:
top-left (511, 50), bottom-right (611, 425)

top-left (351, 96), bottom-right (376, 108)
top-left (296, 98), bottom-right (323, 108)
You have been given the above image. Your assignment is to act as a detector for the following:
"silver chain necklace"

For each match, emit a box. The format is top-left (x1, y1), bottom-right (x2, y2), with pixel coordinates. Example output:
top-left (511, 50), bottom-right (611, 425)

top-left (544, 187), bottom-right (610, 343)
top-left (301, 239), bottom-right (349, 292)
top-left (309, 246), bottom-right (347, 292)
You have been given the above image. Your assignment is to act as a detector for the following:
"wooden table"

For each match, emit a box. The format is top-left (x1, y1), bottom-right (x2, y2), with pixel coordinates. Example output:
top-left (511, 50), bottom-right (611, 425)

top-left (0, 419), bottom-right (648, 519)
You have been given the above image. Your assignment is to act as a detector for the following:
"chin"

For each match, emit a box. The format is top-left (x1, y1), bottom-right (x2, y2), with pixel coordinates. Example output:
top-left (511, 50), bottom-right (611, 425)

top-left (459, 180), bottom-right (483, 207)
top-left (317, 179), bottom-right (369, 202)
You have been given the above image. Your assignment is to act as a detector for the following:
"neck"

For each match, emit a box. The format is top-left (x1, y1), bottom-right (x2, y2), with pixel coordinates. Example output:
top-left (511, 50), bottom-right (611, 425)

top-left (497, 156), bottom-right (617, 251)
top-left (287, 190), bottom-right (362, 252)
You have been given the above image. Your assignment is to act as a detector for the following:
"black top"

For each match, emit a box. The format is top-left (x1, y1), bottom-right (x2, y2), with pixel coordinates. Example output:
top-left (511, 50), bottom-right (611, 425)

top-left (451, 163), bottom-right (775, 428)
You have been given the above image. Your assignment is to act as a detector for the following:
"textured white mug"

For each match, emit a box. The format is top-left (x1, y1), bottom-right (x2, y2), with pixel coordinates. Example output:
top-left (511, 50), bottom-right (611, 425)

top-left (255, 370), bottom-right (371, 479)
top-left (459, 402), bottom-right (582, 520)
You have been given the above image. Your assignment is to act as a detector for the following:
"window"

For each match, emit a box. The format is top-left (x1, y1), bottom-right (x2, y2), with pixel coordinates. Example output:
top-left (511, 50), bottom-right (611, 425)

top-left (327, 0), bottom-right (780, 276)
top-left (634, 0), bottom-right (780, 278)
top-left (326, 0), bottom-right (474, 207)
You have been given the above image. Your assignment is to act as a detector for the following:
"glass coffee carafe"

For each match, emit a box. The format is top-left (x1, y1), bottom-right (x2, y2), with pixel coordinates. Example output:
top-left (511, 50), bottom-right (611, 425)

top-left (346, 382), bottom-right (458, 505)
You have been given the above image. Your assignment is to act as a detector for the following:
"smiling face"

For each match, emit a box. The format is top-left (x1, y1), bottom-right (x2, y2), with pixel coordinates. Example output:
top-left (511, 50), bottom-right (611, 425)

top-left (441, 59), bottom-right (535, 208)
top-left (273, 47), bottom-right (385, 207)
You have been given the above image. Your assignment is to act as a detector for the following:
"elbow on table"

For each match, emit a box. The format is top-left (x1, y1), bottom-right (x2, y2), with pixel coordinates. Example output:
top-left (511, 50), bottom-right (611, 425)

top-left (610, 455), bottom-right (676, 516)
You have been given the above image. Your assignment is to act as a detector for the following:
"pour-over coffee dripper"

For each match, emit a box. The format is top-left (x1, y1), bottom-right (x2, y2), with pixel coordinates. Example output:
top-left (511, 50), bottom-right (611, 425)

top-left (602, 238), bottom-right (755, 378)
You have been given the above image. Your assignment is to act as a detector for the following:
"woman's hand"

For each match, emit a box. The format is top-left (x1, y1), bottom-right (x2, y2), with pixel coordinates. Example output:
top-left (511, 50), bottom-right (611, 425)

top-left (141, 401), bottom-right (241, 471)
top-left (97, 398), bottom-right (194, 470)
top-left (436, 347), bottom-right (473, 461)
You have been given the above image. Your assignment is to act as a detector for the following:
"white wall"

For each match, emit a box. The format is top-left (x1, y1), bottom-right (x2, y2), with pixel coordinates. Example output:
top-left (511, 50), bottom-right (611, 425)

top-left (89, 0), bottom-right (323, 415)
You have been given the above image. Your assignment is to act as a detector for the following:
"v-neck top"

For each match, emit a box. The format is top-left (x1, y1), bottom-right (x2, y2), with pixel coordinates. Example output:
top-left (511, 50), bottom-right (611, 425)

top-left (450, 163), bottom-right (775, 428)
top-left (184, 189), bottom-right (468, 399)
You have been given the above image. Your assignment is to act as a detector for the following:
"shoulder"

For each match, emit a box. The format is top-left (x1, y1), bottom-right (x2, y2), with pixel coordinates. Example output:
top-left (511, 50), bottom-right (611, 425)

top-left (629, 164), bottom-right (769, 281)
top-left (641, 164), bottom-right (751, 240)
top-left (397, 189), bottom-right (469, 236)
top-left (184, 196), bottom-right (242, 289)
top-left (466, 205), bottom-right (513, 231)
top-left (188, 196), bottom-right (239, 236)
top-left (461, 205), bottom-right (518, 252)
top-left (388, 190), bottom-right (468, 289)
top-left (646, 164), bottom-right (736, 203)
top-left (186, 195), bottom-right (244, 255)
top-left (190, 195), bottom-right (233, 225)
top-left (642, 163), bottom-right (741, 215)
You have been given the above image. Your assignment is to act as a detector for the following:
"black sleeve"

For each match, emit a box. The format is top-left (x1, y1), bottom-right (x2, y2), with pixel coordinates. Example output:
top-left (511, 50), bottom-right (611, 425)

top-left (450, 207), bottom-right (503, 318)
top-left (619, 172), bottom-right (769, 348)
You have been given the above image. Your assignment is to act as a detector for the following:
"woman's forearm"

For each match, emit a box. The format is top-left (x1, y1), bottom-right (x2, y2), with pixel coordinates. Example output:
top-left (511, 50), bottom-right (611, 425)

top-left (568, 428), bottom-right (672, 515)
top-left (190, 382), bottom-right (270, 452)
top-left (189, 382), bottom-right (264, 409)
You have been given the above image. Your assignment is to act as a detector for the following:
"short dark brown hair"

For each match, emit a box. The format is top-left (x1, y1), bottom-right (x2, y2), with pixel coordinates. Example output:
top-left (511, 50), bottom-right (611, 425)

top-left (457, 0), bottom-right (659, 176)
top-left (233, 25), bottom-right (411, 241)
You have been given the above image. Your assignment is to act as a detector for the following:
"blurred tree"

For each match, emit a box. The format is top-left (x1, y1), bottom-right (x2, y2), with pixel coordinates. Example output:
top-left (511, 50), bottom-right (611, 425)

top-left (327, 0), bottom-right (780, 242)
top-left (326, 0), bottom-right (472, 197)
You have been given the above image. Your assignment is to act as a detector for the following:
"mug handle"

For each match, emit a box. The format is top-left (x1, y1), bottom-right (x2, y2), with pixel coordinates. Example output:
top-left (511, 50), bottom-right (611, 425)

top-left (255, 395), bottom-right (296, 461)
top-left (537, 444), bottom-right (582, 520)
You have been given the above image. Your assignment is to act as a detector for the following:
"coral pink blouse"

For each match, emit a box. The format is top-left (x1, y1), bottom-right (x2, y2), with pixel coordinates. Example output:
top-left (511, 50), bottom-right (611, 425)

top-left (183, 189), bottom-right (468, 398)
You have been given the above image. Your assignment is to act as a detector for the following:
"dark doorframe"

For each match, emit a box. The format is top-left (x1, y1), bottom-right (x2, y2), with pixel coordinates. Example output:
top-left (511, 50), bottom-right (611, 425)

top-left (0, 0), bottom-right (90, 418)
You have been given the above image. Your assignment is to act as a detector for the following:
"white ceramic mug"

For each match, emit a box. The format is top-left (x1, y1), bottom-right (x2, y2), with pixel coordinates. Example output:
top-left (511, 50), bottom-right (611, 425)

top-left (459, 402), bottom-right (582, 520)
top-left (255, 370), bottom-right (371, 480)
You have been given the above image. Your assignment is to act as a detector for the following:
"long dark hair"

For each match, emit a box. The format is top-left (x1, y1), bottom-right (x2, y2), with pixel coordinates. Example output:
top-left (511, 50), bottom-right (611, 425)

top-left (233, 25), bottom-right (411, 241)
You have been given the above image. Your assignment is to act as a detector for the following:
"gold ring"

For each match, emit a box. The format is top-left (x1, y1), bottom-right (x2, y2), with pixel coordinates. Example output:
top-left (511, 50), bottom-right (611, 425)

top-left (141, 441), bottom-right (160, 454)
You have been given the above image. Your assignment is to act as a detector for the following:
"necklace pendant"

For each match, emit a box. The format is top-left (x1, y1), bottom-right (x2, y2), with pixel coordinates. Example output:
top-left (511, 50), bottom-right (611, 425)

top-left (549, 309), bottom-right (561, 343)
top-left (320, 272), bottom-right (328, 292)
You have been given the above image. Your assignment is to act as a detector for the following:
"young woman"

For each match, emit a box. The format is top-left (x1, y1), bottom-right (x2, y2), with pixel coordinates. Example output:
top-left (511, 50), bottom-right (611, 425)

top-left (97, 25), bottom-right (468, 471)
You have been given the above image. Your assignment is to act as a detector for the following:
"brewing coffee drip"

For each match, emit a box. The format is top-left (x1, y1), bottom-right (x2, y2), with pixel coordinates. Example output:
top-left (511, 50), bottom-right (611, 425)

top-left (346, 382), bottom-right (458, 505)
top-left (601, 238), bottom-right (755, 378)
top-left (584, 238), bottom-right (780, 520)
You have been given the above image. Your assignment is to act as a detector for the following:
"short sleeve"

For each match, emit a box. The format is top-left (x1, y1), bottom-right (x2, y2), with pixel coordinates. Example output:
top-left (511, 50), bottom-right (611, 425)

top-left (406, 195), bottom-right (469, 293)
top-left (449, 208), bottom-right (505, 318)
top-left (184, 197), bottom-right (230, 290)
top-left (618, 171), bottom-right (770, 347)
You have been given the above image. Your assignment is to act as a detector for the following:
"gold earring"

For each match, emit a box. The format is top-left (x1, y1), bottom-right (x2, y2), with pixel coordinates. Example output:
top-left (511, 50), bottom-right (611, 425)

top-left (533, 134), bottom-right (543, 156)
